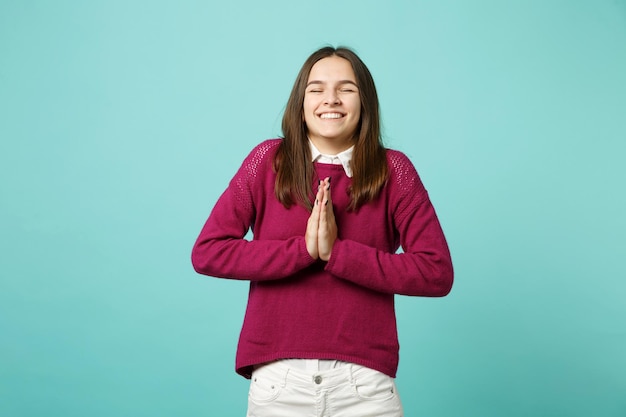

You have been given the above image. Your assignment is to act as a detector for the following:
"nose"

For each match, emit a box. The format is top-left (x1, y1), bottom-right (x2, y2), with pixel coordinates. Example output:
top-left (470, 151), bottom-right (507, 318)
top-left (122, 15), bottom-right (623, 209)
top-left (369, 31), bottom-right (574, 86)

top-left (324, 90), bottom-right (340, 105)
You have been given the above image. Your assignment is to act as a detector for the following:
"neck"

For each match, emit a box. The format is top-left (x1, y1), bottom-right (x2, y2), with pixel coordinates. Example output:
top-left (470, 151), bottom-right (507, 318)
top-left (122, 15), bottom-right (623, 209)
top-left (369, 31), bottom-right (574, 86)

top-left (309, 137), bottom-right (354, 155)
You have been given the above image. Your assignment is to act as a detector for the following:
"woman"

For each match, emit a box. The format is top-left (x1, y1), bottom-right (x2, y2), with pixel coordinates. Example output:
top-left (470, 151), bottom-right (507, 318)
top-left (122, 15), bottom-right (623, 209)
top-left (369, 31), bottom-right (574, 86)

top-left (192, 46), bottom-right (453, 416)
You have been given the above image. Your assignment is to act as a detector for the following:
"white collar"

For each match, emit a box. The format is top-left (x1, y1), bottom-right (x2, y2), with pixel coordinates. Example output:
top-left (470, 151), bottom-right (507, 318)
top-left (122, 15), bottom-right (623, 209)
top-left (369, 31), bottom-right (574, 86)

top-left (309, 140), bottom-right (354, 178)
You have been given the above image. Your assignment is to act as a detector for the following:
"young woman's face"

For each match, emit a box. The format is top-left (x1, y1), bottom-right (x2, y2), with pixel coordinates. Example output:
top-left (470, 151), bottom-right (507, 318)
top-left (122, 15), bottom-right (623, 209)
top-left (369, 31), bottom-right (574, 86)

top-left (303, 56), bottom-right (361, 153)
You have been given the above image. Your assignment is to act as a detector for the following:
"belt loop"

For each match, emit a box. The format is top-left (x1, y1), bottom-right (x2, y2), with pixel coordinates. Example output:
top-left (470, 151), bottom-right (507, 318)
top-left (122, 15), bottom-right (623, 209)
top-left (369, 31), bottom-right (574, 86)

top-left (347, 363), bottom-right (355, 385)
top-left (282, 366), bottom-right (290, 388)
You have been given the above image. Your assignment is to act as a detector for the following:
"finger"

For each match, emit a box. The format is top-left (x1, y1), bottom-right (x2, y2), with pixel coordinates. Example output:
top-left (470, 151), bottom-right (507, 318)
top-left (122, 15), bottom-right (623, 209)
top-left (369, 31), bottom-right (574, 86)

top-left (319, 178), bottom-right (335, 228)
top-left (319, 192), bottom-right (327, 223)
top-left (322, 177), bottom-right (332, 208)
top-left (318, 178), bottom-right (337, 261)
top-left (306, 199), bottom-right (320, 259)
top-left (324, 177), bottom-right (332, 207)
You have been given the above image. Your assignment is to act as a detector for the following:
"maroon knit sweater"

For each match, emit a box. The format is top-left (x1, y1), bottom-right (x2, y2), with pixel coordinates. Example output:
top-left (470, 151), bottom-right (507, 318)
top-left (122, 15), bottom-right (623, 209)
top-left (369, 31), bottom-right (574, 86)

top-left (192, 139), bottom-right (453, 378)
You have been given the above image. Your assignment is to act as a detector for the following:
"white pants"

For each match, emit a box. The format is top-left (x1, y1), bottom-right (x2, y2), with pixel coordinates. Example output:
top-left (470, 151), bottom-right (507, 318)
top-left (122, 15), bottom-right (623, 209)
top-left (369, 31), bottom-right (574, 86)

top-left (246, 361), bottom-right (403, 417)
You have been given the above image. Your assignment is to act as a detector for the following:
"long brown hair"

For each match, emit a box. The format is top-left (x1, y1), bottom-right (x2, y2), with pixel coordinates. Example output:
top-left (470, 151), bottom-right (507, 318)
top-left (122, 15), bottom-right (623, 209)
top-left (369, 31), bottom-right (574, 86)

top-left (274, 46), bottom-right (388, 211)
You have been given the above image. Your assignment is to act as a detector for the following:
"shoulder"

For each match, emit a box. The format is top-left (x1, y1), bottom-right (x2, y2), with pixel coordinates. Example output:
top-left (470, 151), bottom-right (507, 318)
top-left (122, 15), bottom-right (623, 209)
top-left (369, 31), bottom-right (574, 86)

top-left (385, 149), bottom-right (420, 182)
top-left (386, 148), bottom-right (414, 169)
top-left (240, 138), bottom-right (282, 171)
top-left (246, 138), bottom-right (282, 162)
top-left (385, 148), bottom-right (426, 198)
top-left (228, 139), bottom-right (282, 190)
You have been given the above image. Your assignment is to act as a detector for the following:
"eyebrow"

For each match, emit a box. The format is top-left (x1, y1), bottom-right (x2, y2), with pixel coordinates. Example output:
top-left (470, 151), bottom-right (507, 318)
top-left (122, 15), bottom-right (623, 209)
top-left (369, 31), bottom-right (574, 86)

top-left (306, 80), bottom-right (359, 88)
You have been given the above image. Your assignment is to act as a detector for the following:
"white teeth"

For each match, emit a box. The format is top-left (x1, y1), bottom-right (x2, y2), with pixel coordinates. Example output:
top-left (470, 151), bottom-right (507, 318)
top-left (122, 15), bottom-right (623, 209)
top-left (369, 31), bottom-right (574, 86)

top-left (320, 113), bottom-right (343, 119)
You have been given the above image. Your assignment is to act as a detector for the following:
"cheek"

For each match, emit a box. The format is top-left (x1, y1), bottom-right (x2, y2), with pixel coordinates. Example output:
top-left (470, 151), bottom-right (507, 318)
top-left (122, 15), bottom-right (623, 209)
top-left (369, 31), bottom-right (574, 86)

top-left (302, 99), bottom-right (312, 120)
top-left (349, 98), bottom-right (361, 118)
top-left (303, 100), bottom-right (319, 121)
top-left (351, 105), bottom-right (362, 124)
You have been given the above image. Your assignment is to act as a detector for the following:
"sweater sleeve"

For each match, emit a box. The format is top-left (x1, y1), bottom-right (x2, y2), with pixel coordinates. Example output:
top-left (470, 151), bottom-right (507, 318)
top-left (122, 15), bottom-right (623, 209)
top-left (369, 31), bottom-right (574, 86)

top-left (191, 141), bottom-right (316, 281)
top-left (325, 151), bottom-right (453, 296)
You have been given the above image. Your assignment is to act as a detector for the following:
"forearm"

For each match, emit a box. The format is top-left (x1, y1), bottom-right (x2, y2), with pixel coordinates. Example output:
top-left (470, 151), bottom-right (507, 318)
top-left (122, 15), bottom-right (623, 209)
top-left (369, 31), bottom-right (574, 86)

top-left (192, 234), bottom-right (316, 281)
top-left (325, 238), bottom-right (453, 296)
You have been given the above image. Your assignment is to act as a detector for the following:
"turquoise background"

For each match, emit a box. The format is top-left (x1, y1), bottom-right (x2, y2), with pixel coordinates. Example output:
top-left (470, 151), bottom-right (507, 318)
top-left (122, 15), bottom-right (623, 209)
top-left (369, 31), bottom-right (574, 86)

top-left (1, 1), bottom-right (625, 416)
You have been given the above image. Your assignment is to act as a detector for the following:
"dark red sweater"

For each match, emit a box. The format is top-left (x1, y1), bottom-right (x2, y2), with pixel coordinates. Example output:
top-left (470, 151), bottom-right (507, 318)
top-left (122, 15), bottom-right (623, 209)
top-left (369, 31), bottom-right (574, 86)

top-left (192, 139), bottom-right (453, 378)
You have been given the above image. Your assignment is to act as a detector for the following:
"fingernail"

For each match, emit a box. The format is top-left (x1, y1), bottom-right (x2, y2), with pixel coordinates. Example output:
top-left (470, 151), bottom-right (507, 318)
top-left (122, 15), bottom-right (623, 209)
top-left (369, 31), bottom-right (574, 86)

top-left (325, 200), bottom-right (328, 206)
top-left (328, 177), bottom-right (332, 183)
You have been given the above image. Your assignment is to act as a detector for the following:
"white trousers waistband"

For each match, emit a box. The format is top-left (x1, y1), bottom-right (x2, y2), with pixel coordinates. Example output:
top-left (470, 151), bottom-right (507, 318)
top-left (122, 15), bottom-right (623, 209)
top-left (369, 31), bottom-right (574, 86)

top-left (247, 360), bottom-right (404, 417)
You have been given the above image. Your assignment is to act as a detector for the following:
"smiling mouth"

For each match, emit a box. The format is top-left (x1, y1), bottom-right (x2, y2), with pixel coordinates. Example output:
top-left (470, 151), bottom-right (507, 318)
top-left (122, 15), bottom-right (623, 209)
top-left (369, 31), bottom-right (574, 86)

top-left (319, 112), bottom-right (344, 119)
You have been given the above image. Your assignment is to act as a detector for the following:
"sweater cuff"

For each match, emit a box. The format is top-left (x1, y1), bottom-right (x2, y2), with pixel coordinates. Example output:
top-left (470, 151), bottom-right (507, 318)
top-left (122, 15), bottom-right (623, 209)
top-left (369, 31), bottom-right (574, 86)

top-left (324, 238), bottom-right (343, 272)
top-left (299, 236), bottom-right (318, 264)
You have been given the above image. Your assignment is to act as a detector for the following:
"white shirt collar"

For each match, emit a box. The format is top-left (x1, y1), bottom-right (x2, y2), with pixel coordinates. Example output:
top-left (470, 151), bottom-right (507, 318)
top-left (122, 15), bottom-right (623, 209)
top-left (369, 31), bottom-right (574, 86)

top-left (309, 140), bottom-right (354, 178)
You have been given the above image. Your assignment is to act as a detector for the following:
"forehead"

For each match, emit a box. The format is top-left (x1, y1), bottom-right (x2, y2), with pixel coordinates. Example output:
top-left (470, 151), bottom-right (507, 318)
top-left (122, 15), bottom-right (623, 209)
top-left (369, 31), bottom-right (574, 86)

top-left (308, 56), bottom-right (356, 81)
